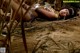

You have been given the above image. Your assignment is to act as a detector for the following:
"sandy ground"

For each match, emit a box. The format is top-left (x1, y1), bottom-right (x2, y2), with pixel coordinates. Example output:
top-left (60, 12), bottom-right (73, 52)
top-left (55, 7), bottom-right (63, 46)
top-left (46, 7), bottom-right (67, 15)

top-left (7, 15), bottom-right (80, 53)
top-left (0, 15), bottom-right (80, 53)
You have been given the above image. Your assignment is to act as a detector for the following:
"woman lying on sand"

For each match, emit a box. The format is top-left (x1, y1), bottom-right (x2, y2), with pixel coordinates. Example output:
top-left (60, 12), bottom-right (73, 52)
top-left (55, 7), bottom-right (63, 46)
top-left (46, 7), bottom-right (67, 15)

top-left (0, 0), bottom-right (79, 35)
top-left (1, 0), bottom-right (79, 22)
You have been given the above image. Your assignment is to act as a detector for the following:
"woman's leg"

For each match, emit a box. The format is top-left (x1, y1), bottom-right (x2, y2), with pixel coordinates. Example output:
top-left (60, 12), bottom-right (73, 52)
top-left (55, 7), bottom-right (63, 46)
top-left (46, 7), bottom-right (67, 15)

top-left (5, 0), bottom-right (33, 21)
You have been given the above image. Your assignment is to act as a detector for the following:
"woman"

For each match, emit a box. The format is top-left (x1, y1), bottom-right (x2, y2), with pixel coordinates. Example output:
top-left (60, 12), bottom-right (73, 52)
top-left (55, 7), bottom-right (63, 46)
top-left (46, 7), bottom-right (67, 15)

top-left (1, 0), bottom-right (79, 35)
top-left (4, 0), bottom-right (78, 22)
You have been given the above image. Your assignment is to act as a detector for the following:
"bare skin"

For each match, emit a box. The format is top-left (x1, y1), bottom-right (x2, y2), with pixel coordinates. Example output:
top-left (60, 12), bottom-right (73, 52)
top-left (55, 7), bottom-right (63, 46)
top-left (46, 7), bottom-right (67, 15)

top-left (5, 0), bottom-right (60, 21)
top-left (5, 0), bottom-right (71, 22)
top-left (36, 8), bottom-right (59, 19)
top-left (5, 0), bottom-right (33, 21)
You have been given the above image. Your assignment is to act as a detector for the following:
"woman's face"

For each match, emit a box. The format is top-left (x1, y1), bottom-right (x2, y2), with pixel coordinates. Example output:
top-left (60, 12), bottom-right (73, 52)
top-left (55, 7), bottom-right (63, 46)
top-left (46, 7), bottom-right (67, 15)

top-left (59, 9), bottom-right (69, 17)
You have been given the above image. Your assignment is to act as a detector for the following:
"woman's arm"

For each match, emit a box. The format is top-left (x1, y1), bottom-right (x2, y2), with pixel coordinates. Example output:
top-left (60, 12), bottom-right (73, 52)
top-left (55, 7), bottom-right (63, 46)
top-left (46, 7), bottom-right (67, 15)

top-left (36, 8), bottom-right (58, 19)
